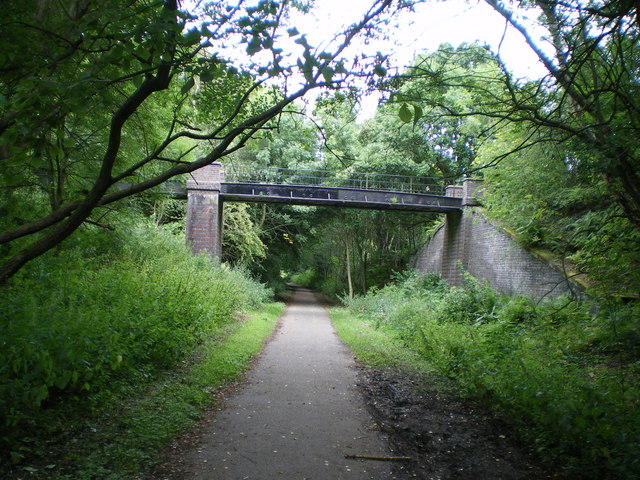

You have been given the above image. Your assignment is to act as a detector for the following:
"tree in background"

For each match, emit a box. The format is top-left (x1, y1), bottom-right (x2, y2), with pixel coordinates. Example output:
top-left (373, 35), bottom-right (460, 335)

top-left (0, 0), bottom-right (408, 283)
top-left (298, 208), bottom-right (433, 297)
top-left (220, 90), bottom-right (441, 297)
top-left (312, 91), bottom-right (362, 170)
top-left (371, 46), bottom-right (494, 181)
top-left (383, 3), bottom-right (640, 296)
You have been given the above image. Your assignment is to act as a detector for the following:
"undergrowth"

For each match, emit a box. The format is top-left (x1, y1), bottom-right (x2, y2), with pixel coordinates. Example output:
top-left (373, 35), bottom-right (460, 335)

top-left (3, 303), bottom-right (283, 480)
top-left (342, 271), bottom-right (640, 479)
top-left (0, 215), bottom-right (275, 477)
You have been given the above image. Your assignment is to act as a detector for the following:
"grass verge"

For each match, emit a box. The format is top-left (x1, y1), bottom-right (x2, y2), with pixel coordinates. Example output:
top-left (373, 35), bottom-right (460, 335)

top-left (330, 307), bottom-right (434, 376)
top-left (5, 302), bottom-right (284, 480)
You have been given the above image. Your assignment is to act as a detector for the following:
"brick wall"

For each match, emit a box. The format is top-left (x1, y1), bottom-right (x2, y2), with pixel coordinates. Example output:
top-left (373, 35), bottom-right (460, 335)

top-left (414, 208), bottom-right (574, 301)
top-left (186, 163), bottom-right (223, 259)
top-left (415, 224), bottom-right (444, 274)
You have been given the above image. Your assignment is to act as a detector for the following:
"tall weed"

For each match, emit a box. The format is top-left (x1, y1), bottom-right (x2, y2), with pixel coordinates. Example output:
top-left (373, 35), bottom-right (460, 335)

top-left (344, 271), bottom-right (640, 479)
top-left (0, 217), bottom-right (271, 459)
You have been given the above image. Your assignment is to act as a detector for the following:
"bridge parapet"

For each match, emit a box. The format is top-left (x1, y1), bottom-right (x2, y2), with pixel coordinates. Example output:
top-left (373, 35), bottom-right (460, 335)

top-left (222, 164), bottom-right (451, 196)
top-left (445, 185), bottom-right (463, 198)
top-left (187, 162), bottom-right (223, 188)
top-left (462, 179), bottom-right (483, 207)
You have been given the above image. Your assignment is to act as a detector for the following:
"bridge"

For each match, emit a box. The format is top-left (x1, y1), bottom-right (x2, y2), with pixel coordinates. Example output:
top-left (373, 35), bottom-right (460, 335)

top-left (186, 163), bottom-right (480, 259)
top-left (219, 164), bottom-right (464, 212)
top-left (184, 163), bottom-right (577, 300)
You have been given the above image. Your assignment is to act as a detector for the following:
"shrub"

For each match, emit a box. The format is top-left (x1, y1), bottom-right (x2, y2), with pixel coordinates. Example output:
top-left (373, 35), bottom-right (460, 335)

top-left (344, 271), bottom-right (640, 478)
top-left (0, 217), bottom-right (271, 457)
top-left (289, 268), bottom-right (317, 287)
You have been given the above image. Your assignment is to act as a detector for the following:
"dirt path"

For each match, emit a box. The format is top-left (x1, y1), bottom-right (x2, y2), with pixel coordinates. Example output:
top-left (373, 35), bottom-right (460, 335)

top-left (156, 287), bottom-right (399, 479)
top-left (358, 369), bottom-right (552, 479)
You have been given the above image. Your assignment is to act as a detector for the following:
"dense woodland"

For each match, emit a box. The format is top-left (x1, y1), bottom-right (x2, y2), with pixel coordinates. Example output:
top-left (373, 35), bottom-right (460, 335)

top-left (1, 0), bottom-right (640, 478)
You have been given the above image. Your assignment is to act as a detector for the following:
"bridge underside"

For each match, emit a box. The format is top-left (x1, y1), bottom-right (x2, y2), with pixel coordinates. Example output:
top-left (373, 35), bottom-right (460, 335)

top-left (220, 183), bottom-right (463, 213)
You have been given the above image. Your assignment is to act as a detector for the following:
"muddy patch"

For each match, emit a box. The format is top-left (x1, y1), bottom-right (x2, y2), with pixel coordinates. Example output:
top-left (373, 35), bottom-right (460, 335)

top-left (356, 368), bottom-right (553, 480)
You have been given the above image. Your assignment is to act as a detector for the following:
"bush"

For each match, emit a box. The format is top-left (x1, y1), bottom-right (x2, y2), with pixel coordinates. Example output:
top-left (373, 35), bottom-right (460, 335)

top-left (289, 268), bottom-right (317, 287)
top-left (344, 271), bottom-right (640, 479)
top-left (0, 217), bottom-right (271, 458)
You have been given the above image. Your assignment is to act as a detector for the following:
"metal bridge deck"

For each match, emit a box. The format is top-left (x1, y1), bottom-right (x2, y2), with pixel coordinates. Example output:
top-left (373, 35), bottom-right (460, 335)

top-left (220, 183), bottom-right (462, 212)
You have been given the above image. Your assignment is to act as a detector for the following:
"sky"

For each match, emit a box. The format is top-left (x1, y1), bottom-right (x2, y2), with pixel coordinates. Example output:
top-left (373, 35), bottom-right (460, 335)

top-left (186, 0), bottom-right (548, 120)
top-left (292, 0), bottom-right (546, 76)
top-left (288, 0), bottom-right (548, 119)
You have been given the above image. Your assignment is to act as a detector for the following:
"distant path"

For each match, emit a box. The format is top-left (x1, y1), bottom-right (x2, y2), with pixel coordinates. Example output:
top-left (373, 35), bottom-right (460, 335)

top-left (178, 287), bottom-right (396, 479)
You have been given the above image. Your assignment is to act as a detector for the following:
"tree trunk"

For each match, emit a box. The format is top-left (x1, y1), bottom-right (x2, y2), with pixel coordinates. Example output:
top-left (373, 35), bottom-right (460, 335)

top-left (345, 241), bottom-right (354, 300)
top-left (360, 250), bottom-right (367, 293)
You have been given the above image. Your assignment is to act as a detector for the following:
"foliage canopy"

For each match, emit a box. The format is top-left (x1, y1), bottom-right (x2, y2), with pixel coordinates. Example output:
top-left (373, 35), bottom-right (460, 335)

top-left (0, 0), bottom-right (406, 282)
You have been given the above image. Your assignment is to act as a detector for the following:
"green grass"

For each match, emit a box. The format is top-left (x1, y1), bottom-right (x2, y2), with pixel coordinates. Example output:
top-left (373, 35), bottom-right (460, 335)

top-left (4, 302), bottom-right (284, 480)
top-left (330, 307), bottom-right (434, 375)
top-left (336, 271), bottom-right (640, 479)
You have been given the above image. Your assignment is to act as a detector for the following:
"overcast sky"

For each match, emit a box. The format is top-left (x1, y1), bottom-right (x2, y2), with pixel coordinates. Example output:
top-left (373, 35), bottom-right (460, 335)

top-left (292, 0), bottom-right (546, 78)
top-left (288, 0), bottom-right (547, 119)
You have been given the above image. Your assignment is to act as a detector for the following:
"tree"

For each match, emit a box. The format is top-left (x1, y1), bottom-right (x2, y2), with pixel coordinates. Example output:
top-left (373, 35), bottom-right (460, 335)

top-left (0, 0), bottom-right (408, 283)
top-left (484, 0), bottom-right (640, 227)
top-left (294, 208), bottom-right (434, 296)
top-left (356, 101), bottom-right (481, 180)
top-left (222, 203), bottom-right (268, 265)
top-left (390, 2), bottom-right (640, 229)
top-left (253, 110), bottom-right (320, 169)
top-left (313, 91), bottom-right (362, 170)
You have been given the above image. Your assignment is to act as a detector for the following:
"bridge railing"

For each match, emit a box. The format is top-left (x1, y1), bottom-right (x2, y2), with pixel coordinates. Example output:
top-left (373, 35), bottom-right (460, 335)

top-left (221, 165), bottom-right (449, 195)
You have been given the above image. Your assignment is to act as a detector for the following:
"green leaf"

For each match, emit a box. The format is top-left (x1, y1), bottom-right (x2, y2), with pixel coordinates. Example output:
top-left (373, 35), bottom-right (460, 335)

top-left (299, 58), bottom-right (314, 84)
top-left (334, 62), bottom-right (348, 75)
top-left (184, 28), bottom-right (201, 46)
top-left (413, 105), bottom-right (423, 127)
top-left (294, 35), bottom-right (309, 48)
top-left (399, 103), bottom-right (412, 123)
top-left (374, 64), bottom-right (387, 77)
top-left (268, 65), bottom-right (282, 77)
top-left (246, 36), bottom-right (262, 55)
top-left (262, 36), bottom-right (274, 49)
top-left (321, 66), bottom-right (334, 83)
top-left (199, 70), bottom-right (214, 83)
top-left (287, 27), bottom-right (300, 37)
top-left (55, 370), bottom-right (72, 389)
top-left (180, 77), bottom-right (195, 94)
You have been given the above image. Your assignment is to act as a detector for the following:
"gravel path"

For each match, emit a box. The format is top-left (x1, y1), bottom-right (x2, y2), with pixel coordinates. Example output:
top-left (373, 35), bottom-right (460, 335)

top-left (175, 287), bottom-right (398, 480)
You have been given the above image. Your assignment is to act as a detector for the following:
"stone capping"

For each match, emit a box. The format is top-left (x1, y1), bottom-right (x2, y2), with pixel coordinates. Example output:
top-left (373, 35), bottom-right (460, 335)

top-left (445, 185), bottom-right (463, 198)
top-left (187, 182), bottom-right (221, 192)
top-left (462, 179), bottom-right (483, 207)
